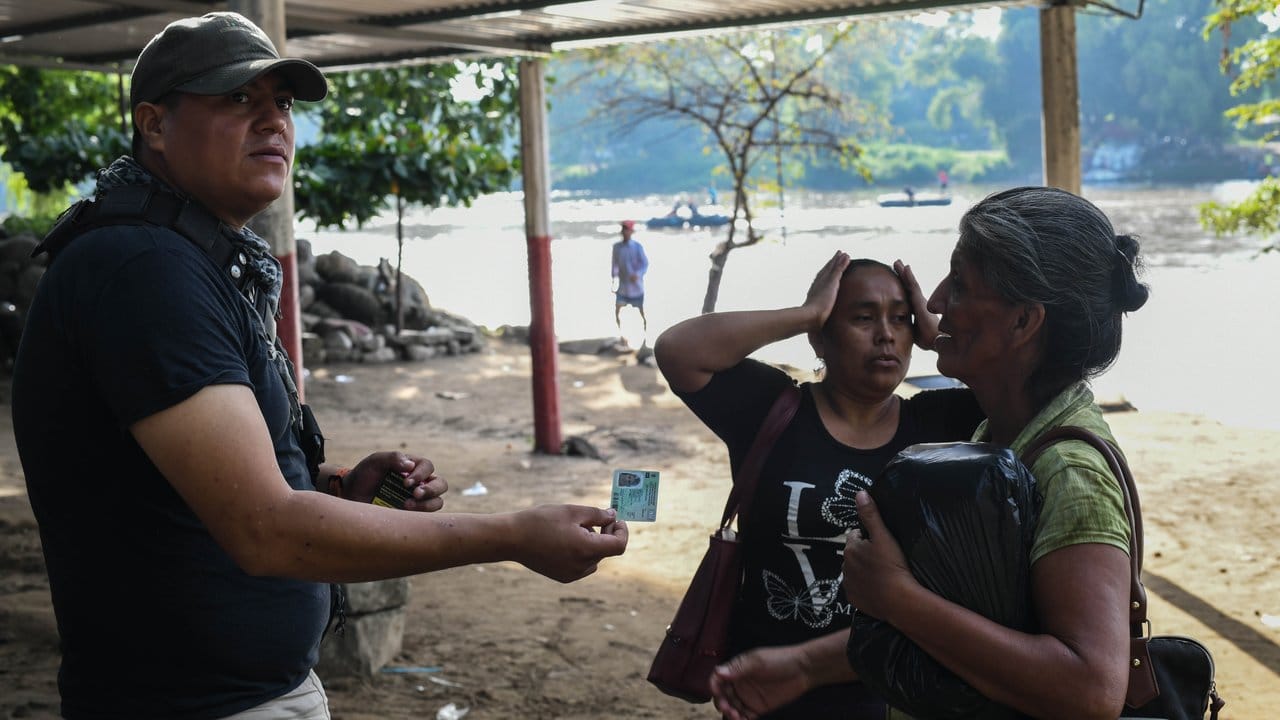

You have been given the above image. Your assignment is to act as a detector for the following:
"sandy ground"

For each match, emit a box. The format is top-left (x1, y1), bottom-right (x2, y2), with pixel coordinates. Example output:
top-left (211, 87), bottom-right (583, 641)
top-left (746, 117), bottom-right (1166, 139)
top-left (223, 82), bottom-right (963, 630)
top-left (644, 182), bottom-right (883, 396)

top-left (1, 337), bottom-right (1277, 719)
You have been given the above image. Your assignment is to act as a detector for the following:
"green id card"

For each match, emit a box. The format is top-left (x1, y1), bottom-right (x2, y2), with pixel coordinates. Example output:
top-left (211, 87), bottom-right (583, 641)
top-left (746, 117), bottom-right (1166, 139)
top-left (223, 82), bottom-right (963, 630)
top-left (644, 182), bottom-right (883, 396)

top-left (610, 469), bottom-right (659, 522)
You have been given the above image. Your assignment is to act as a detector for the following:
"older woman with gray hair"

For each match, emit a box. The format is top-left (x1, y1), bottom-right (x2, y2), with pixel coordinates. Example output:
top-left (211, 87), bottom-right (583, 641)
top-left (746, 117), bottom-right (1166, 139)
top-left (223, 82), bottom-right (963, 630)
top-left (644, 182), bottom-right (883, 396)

top-left (843, 186), bottom-right (1150, 720)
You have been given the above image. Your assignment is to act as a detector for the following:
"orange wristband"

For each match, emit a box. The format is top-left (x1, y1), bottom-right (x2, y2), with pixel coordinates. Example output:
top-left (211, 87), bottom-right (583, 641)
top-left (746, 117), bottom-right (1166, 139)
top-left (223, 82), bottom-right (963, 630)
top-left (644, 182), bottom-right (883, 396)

top-left (328, 467), bottom-right (351, 499)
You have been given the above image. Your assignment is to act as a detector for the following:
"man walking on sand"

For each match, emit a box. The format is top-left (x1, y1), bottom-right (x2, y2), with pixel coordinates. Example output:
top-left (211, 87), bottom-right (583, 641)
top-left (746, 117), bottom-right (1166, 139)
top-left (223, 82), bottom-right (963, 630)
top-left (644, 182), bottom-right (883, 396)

top-left (11, 12), bottom-right (626, 720)
top-left (611, 219), bottom-right (649, 349)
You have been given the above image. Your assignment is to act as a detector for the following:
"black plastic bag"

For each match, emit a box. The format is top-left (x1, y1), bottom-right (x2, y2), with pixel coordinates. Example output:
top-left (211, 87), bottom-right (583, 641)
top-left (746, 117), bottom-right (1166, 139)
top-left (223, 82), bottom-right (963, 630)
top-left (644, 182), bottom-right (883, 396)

top-left (846, 442), bottom-right (1040, 720)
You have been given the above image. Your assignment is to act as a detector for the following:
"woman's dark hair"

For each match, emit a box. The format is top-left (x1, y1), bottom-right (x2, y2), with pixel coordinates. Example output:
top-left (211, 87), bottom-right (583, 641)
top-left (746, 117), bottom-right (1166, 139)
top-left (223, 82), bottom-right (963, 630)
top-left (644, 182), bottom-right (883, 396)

top-left (957, 186), bottom-right (1149, 405)
top-left (843, 258), bottom-right (897, 280)
top-left (819, 258), bottom-right (900, 335)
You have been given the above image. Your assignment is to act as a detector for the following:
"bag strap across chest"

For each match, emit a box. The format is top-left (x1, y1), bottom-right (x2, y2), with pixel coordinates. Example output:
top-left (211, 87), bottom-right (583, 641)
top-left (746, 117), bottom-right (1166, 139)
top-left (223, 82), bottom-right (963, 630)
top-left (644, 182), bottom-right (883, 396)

top-left (34, 184), bottom-right (252, 294)
top-left (722, 384), bottom-right (801, 531)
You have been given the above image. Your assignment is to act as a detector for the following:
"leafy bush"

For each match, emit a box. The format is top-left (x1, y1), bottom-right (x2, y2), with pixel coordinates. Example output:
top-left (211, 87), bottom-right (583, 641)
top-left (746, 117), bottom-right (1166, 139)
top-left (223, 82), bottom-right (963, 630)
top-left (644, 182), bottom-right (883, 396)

top-left (2, 212), bottom-right (59, 238)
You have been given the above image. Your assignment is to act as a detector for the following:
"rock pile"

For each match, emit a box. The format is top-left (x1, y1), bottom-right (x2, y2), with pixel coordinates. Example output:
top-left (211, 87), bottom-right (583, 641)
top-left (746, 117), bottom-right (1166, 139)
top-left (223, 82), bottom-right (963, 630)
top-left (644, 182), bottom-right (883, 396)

top-left (0, 229), bottom-right (485, 370)
top-left (0, 231), bottom-right (43, 371)
top-left (295, 238), bottom-right (486, 366)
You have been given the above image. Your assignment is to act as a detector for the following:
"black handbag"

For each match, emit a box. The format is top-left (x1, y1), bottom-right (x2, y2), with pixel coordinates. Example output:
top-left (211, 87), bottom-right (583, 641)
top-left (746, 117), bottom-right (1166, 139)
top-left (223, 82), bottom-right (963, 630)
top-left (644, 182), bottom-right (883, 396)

top-left (646, 385), bottom-right (801, 703)
top-left (1025, 427), bottom-right (1225, 720)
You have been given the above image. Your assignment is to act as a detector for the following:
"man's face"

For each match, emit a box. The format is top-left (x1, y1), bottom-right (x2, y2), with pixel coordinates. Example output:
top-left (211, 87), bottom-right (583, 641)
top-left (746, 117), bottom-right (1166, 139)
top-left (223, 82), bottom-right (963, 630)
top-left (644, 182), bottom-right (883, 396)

top-left (142, 71), bottom-right (295, 228)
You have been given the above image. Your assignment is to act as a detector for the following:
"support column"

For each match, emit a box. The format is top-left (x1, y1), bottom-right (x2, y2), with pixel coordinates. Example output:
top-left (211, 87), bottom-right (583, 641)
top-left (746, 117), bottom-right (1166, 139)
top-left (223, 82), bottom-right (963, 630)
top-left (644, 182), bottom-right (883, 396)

top-left (518, 59), bottom-right (562, 455)
top-left (1040, 2), bottom-right (1081, 194)
top-left (229, 0), bottom-right (306, 401)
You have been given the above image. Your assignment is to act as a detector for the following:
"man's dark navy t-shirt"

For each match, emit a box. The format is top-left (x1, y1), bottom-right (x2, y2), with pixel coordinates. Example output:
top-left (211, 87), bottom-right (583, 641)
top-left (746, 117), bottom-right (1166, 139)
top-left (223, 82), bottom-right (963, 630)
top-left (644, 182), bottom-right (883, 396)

top-left (11, 223), bottom-right (329, 719)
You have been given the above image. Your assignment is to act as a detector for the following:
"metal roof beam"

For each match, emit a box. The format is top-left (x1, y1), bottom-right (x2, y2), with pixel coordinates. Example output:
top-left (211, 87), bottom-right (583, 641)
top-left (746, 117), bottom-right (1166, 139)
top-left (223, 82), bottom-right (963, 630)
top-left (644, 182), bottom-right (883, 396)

top-left (284, 16), bottom-right (551, 56)
top-left (313, 46), bottom-right (530, 72)
top-left (334, 0), bottom-right (580, 26)
top-left (0, 7), bottom-right (154, 41)
top-left (548, 0), bottom-right (1025, 45)
top-left (0, 52), bottom-right (124, 74)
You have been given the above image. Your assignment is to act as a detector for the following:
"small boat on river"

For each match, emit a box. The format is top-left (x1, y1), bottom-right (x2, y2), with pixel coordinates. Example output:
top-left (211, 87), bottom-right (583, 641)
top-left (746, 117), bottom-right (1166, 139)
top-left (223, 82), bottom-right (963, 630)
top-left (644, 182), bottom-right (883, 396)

top-left (877, 192), bottom-right (952, 208)
top-left (646, 202), bottom-right (731, 229)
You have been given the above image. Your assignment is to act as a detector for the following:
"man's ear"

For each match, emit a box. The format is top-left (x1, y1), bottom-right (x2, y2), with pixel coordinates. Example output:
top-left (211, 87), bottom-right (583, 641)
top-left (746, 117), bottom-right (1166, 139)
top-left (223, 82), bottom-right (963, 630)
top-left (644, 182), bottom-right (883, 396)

top-left (1010, 302), bottom-right (1046, 349)
top-left (132, 102), bottom-right (166, 154)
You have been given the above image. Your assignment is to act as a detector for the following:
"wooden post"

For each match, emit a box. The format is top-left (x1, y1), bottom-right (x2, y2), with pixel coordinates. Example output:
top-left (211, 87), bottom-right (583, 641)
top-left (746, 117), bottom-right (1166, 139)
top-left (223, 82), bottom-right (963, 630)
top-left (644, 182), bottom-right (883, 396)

top-left (518, 59), bottom-right (562, 455)
top-left (228, 0), bottom-right (306, 400)
top-left (1040, 2), bottom-right (1082, 194)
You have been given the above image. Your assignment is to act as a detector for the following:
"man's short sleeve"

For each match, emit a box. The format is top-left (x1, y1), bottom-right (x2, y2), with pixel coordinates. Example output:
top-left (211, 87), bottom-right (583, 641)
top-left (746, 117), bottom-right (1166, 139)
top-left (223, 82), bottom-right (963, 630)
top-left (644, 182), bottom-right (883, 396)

top-left (72, 228), bottom-right (252, 427)
top-left (674, 359), bottom-right (795, 458)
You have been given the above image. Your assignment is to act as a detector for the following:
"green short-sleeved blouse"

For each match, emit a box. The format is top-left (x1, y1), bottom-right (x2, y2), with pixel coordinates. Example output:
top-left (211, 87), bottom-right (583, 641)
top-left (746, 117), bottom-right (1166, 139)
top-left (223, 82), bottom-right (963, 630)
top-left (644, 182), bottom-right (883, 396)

top-left (885, 382), bottom-right (1131, 720)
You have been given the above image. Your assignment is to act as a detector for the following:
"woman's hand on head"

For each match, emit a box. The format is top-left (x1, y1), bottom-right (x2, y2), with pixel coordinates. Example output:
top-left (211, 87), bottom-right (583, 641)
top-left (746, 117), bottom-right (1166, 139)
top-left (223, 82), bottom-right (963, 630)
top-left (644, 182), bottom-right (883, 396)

top-left (895, 260), bottom-right (940, 351)
top-left (843, 490), bottom-right (915, 621)
top-left (803, 251), bottom-right (851, 332)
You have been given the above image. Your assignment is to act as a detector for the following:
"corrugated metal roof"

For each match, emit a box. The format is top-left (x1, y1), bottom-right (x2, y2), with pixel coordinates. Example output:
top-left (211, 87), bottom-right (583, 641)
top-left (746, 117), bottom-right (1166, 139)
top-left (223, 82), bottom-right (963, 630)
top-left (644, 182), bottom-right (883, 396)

top-left (0, 0), bottom-right (1037, 73)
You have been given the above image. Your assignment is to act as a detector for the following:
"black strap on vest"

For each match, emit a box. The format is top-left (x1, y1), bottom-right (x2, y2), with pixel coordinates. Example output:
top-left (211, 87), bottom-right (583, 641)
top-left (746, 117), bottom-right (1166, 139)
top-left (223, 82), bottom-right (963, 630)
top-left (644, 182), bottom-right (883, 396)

top-left (33, 185), bottom-right (253, 294)
top-left (34, 184), bottom-right (330, 480)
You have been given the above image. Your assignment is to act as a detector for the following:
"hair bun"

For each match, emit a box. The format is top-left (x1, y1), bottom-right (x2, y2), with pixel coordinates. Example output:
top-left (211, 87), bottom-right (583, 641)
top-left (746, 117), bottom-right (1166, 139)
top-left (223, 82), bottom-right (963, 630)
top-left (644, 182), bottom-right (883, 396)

top-left (1113, 234), bottom-right (1149, 312)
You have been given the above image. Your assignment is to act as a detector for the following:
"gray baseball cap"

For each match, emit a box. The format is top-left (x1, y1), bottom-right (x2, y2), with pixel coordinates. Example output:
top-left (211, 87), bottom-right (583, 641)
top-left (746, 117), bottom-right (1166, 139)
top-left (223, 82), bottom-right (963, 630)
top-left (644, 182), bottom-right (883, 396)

top-left (130, 12), bottom-right (327, 108)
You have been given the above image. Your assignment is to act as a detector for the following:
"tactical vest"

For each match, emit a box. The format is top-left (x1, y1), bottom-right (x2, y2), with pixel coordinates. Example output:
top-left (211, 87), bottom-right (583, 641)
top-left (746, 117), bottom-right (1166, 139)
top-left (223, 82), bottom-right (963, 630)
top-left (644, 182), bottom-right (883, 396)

top-left (34, 184), bottom-right (327, 480)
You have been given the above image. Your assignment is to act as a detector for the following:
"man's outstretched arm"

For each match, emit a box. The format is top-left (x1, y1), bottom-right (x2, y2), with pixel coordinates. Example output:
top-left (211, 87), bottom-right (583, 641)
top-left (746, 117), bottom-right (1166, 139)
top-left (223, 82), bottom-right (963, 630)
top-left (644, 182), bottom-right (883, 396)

top-left (131, 384), bottom-right (628, 583)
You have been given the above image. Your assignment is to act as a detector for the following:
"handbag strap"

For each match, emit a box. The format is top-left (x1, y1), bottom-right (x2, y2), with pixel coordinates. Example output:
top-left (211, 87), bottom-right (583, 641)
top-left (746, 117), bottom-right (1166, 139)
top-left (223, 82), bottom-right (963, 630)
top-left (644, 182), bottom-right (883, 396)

top-left (1022, 425), bottom-right (1159, 707)
top-left (720, 384), bottom-right (801, 531)
top-left (1022, 426), bottom-right (1146, 625)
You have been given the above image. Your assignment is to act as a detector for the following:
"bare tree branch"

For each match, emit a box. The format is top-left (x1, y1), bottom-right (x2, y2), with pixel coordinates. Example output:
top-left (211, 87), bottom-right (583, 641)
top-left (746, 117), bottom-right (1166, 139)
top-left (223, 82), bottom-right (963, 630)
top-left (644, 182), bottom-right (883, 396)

top-left (571, 25), bottom-right (883, 312)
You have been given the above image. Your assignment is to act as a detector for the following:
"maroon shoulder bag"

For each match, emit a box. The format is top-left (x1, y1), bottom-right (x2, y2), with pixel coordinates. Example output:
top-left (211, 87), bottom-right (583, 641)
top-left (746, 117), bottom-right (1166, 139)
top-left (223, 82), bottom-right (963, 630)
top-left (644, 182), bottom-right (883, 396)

top-left (646, 385), bottom-right (801, 703)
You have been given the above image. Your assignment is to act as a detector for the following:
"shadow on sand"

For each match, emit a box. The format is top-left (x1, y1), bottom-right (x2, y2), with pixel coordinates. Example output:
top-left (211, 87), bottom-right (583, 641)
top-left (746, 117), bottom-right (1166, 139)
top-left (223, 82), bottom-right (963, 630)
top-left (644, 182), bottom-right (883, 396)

top-left (1145, 570), bottom-right (1280, 678)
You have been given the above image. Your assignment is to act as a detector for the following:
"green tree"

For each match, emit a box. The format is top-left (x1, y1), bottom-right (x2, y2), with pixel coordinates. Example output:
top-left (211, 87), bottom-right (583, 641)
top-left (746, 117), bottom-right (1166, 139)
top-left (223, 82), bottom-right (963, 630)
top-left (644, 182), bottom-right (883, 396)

top-left (899, 17), bottom-right (1003, 149)
top-left (0, 66), bottom-right (129, 219)
top-left (1199, 0), bottom-right (1279, 251)
top-left (1079, 0), bottom-right (1241, 145)
top-left (576, 25), bottom-right (890, 313)
top-left (294, 62), bottom-right (519, 227)
top-left (293, 61), bottom-right (521, 330)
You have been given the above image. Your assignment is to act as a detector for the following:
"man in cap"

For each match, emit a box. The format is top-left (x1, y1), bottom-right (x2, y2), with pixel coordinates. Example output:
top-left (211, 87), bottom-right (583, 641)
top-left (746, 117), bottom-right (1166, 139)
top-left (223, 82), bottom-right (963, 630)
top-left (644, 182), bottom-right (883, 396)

top-left (12, 12), bottom-right (627, 719)
top-left (611, 219), bottom-right (649, 348)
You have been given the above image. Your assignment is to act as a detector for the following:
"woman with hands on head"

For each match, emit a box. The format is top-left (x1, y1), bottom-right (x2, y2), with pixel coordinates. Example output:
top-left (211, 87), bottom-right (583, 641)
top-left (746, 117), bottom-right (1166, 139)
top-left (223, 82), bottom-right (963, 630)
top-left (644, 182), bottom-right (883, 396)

top-left (843, 186), bottom-right (1150, 720)
top-left (654, 252), bottom-right (984, 720)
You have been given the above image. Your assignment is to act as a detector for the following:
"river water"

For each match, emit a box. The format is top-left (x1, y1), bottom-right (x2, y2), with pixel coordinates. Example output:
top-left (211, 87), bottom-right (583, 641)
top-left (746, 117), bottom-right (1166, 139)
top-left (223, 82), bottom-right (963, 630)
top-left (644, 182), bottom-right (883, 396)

top-left (307, 183), bottom-right (1280, 430)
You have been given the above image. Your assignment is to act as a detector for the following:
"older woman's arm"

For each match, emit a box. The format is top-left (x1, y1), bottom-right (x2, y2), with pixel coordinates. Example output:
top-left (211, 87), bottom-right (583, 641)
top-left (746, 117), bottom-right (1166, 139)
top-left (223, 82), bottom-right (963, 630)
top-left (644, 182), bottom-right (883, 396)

top-left (844, 491), bottom-right (1130, 720)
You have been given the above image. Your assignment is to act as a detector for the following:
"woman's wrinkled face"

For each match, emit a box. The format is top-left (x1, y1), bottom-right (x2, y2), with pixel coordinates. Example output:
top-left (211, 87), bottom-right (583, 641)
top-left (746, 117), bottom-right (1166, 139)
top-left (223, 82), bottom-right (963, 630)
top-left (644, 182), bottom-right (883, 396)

top-left (819, 265), bottom-right (914, 398)
top-left (926, 250), bottom-right (1021, 384)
